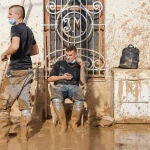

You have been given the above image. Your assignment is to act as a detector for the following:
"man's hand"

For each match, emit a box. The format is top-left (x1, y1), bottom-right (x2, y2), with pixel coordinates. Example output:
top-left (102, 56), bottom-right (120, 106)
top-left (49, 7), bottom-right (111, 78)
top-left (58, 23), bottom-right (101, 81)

top-left (76, 56), bottom-right (84, 66)
top-left (1, 53), bottom-right (8, 61)
top-left (64, 73), bottom-right (73, 80)
top-left (48, 73), bottom-right (73, 82)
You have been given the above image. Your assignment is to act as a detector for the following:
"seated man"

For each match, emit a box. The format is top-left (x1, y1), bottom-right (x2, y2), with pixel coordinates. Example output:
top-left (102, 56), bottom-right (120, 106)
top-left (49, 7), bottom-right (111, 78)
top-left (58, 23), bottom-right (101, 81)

top-left (48, 45), bottom-right (87, 133)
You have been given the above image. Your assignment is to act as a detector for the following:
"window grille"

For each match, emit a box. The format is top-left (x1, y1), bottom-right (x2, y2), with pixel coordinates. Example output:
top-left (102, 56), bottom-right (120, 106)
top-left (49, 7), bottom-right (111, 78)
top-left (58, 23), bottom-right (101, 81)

top-left (44, 0), bottom-right (105, 77)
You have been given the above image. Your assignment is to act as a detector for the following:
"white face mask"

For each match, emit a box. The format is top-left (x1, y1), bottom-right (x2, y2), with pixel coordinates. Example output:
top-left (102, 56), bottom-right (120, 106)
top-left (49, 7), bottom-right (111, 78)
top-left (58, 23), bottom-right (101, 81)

top-left (71, 59), bottom-right (76, 64)
top-left (66, 59), bottom-right (76, 64)
top-left (9, 18), bottom-right (16, 25)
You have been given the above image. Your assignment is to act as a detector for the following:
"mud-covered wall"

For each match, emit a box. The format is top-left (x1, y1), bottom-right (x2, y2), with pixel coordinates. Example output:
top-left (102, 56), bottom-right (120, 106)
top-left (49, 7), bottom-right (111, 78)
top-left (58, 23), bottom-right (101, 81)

top-left (85, 0), bottom-right (150, 118)
top-left (105, 0), bottom-right (150, 75)
top-left (0, 0), bottom-right (149, 120)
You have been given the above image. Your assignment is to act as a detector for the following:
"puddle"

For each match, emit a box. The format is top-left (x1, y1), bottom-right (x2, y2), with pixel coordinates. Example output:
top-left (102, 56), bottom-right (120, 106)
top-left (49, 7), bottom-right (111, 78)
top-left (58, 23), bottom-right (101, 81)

top-left (1, 121), bottom-right (150, 150)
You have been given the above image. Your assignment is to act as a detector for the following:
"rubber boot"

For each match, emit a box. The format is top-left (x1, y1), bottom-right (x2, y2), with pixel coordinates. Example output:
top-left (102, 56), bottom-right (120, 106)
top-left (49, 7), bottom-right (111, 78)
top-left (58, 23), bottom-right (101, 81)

top-left (70, 100), bottom-right (83, 131)
top-left (52, 100), bottom-right (67, 133)
top-left (0, 111), bottom-right (10, 145)
top-left (18, 110), bottom-right (31, 142)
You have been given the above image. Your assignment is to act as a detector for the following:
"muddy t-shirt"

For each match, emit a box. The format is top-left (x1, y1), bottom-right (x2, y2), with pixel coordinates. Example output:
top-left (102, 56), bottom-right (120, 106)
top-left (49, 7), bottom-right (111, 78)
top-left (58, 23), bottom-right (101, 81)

top-left (50, 60), bottom-right (80, 85)
top-left (9, 23), bottom-right (36, 70)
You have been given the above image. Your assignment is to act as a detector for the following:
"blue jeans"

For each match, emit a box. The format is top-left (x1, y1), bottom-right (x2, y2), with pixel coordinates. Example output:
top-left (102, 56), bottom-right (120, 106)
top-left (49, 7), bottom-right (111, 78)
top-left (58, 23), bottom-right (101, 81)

top-left (51, 84), bottom-right (84, 111)
top-left (51, 84), bottom-right (84, 101)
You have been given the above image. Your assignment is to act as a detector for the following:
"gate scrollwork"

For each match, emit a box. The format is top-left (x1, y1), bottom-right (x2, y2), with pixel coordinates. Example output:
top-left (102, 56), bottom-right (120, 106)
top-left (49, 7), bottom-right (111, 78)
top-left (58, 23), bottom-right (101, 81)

top-left (45, 0), bottom-right (105, 77)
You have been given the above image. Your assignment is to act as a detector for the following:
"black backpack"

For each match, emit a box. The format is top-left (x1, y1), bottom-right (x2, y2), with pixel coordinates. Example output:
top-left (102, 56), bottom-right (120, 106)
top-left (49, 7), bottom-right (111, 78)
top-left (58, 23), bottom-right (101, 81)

top-left (119, 44), bottom-right (139, 69)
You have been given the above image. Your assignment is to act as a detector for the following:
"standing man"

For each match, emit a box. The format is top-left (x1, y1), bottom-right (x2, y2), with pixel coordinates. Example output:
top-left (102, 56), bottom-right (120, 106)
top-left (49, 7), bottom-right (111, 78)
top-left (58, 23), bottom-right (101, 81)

top-left (48, 45), bottom-right (86, 133)
top-left (0, 5), bottom-right (39, 143)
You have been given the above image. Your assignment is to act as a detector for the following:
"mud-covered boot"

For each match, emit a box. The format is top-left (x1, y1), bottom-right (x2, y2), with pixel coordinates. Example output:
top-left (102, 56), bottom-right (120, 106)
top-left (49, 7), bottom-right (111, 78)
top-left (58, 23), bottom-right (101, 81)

top-left (0, 111), bottom-right (10, 145)
top-left (52, 99), bottom-right (67, 133)
top-left (18, 110), bottom-right (31, 142)
top-left (70, 110), bottom-right (83, 130)
top-left (70, 100), bottom-right (83, 131)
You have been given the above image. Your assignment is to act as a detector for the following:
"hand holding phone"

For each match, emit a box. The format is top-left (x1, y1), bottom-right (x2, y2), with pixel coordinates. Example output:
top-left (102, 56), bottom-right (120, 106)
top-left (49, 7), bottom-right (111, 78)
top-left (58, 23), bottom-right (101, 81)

top-left (64, 73), bottom-right (73, 80)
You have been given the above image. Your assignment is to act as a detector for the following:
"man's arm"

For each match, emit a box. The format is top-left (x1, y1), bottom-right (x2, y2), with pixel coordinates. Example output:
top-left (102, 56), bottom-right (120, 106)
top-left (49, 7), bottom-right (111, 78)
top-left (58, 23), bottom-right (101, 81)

top-left (1, 37), bottom-right (20, 61)
top-left (80, 64), bottom-right (87, 85)
top-left (76, 57), bottom-right (87, 85)
top-left (48, 73), bottom-right (73, 82)
top-left (48, 75), bottom-right (65, 82)
top-left (30, 44), bottom-right (39, 56)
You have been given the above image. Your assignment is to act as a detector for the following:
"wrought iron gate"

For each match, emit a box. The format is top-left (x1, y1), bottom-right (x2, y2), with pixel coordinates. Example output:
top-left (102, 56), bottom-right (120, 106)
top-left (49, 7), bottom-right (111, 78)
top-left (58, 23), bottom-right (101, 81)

top-left (44, 0), bottom-right (104, 77)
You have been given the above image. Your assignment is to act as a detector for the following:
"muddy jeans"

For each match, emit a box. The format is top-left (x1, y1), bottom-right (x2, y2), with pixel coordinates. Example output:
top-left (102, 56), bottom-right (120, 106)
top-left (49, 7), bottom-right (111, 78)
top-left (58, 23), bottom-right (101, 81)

top-left (51, 84), bottom-right (84, 101)
top-left (51, 84), bottom-right (84, 111)
top-left (0, 69), bottom-right (34, 111)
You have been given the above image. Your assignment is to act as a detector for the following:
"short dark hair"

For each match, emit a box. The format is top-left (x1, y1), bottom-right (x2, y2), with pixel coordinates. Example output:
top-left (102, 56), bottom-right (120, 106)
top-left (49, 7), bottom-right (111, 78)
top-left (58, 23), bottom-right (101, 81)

top-left (66, 45), bottom-right (77, 53)
top-left (9, 5), bottom-right (25, 19)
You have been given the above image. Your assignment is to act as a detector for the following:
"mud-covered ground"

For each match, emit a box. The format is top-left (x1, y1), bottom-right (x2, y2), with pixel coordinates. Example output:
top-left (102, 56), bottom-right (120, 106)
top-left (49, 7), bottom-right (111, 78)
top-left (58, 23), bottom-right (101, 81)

top-left (1, 120), bottom-right (150, 150)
